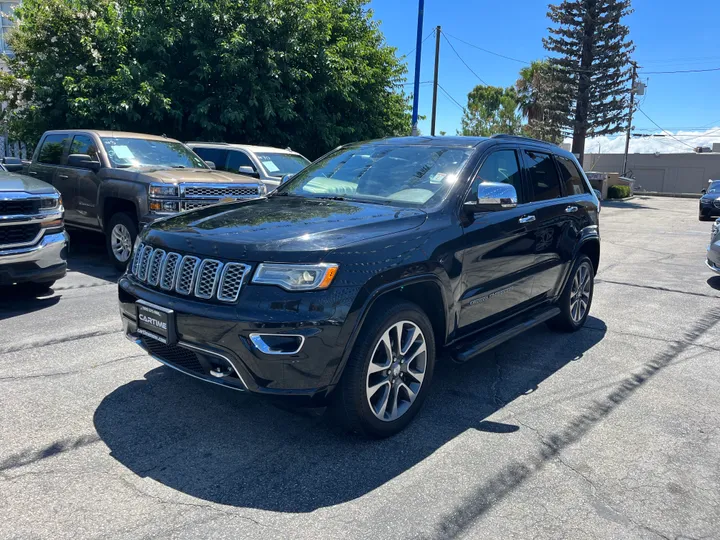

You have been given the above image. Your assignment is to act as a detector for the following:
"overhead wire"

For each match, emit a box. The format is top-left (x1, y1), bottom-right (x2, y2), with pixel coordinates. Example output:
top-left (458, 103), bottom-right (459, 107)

top-left (441, 30), bottom-right (488, 85)
top-left (437, 83), bottom-right (466, 112)
top-left (635, 107), bottom-right (698, 150)
top-left (399, 29), bottom-right (436, 60)
top-left (639, 67), bottom-right (720, 75)
top-left (442, 32), bottom-right (530, 65)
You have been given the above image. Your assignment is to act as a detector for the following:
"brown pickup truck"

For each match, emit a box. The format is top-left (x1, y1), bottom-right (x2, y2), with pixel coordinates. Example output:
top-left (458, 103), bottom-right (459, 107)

top-left (26, 130), bottom-right (266, 269)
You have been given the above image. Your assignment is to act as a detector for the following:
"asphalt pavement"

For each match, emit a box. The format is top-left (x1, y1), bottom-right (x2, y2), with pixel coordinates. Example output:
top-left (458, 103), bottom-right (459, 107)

top-left (1, 196), bottom-right (719, 539)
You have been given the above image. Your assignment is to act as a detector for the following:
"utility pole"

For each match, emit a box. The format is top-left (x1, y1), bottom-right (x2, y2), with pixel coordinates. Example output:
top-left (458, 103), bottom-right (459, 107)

top-left (410, 0), bottom-right (425, 136)
top-left (622, 62), bottom-right (638, 177)
top-left (430, 26), bottom-right (441, 136)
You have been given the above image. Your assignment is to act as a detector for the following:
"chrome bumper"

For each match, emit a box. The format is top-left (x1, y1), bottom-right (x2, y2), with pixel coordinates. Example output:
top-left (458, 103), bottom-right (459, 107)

top-left (707, 258), bottom-right (720, 274)
top-left (0, 231), bottom-right (69, 266)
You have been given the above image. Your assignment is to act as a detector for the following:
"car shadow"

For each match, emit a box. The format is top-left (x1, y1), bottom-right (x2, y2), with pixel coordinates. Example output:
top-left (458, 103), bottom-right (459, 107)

top-left (94, 317), bottom-right (607, 513)
top-left (65, 229), bottom-right (122, 283)
top-left (708, 276), bottom-right (720, 291)
top-left (0, 285), bottom-right (61, 320)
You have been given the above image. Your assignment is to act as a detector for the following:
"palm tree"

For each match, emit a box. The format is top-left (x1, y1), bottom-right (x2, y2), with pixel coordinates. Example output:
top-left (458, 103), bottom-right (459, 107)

top-left (515, 61), bottom-right (548, 123)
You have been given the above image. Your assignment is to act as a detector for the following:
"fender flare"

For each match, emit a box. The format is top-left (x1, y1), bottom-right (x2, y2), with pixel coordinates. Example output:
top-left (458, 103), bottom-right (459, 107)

top-left (98, 180), bottom-right (146, 229)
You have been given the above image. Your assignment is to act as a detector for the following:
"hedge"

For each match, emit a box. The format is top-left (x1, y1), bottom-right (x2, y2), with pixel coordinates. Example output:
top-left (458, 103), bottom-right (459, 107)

top-left (607, 185), bottom-right (632, 199)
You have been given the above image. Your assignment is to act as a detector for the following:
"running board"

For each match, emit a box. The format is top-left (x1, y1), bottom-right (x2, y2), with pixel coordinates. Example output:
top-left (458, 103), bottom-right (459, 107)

top-left (450, 306), bottom-right (561, 363)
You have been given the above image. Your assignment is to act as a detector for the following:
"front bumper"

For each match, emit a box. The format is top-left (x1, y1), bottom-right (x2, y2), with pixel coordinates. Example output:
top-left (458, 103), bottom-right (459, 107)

top-left (700, 202), bottom-right (720, 218)
top-left (0, 231), bottom-right (69, 285)
top-left (708, 238), bottom-right (720, 274)
top-left (118, 276), bottom-right (360, 402)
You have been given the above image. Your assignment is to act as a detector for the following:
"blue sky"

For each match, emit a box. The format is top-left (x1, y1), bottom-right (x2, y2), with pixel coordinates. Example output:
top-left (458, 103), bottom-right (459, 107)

top-left (369, 0), bottom-right (720, 137)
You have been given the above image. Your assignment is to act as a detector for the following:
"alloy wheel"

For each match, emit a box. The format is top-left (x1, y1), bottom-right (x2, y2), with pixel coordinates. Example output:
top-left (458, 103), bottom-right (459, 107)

top-left (111, 224), bottom-right (133, 263)
top-left (365, 320), bottom-right (427, 422)
top-left (570, 261), bottom-right (592, 323)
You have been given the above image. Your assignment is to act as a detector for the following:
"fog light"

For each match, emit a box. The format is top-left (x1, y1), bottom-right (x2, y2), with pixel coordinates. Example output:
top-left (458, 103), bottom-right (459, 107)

top-left (249, 334), bottom-right (305, 355)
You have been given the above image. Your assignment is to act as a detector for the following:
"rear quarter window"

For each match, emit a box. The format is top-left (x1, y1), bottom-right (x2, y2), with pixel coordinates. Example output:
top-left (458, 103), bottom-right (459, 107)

top-left (556, 155), bottom-right (590, 195)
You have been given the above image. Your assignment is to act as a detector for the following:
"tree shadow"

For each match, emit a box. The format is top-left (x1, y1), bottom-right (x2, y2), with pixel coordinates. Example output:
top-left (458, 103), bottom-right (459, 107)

top-left (93, 317), bottom-right (607, 513)
top-left (65, 229), bottom-right (122, 283)
top-left (707, 276), bottom-right (720, 291)
top-left (601, 199), bottom-right (654, 210)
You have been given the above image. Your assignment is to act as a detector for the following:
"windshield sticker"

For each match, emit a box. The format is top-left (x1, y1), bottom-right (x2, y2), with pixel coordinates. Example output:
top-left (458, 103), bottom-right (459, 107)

top-left (262, 160), bottom-right (280, 173)
top-left (430, 173), bottom-right (446, 184)
top-left (111, 145), bottom-right (135, 160)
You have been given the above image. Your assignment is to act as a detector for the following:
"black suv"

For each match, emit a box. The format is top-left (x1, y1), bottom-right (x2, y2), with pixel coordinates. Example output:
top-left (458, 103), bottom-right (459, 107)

top-left (119, 135), bottom-right (600, 437)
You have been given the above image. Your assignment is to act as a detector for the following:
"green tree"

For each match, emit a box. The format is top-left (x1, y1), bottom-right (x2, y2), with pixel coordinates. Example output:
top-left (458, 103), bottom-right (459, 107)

top-left (1, 0), bottom-right (411, 158)
top-left (543, 0), bottom-right (634, 157)
top-left (459, 85), bottom-right (521, 137)
top-left (515, 60), bottom-right (564, 143)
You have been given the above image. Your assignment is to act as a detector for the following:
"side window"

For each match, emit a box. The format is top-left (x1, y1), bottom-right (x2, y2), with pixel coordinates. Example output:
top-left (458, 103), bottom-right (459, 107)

top-left (193, 147), bottom-right (229, 170)
top-left (38, 134), bottom-right (69, 165)
top-left (472, 150), bottom-right (523, 203)
top-left (69, 135), bottom-right (99, 161)
top-left (226, 150), bottom-right (255, 172)
top-left (524, 150), bottom-right (562, 202)
top-left (556, 155), bottom-right (590, 195)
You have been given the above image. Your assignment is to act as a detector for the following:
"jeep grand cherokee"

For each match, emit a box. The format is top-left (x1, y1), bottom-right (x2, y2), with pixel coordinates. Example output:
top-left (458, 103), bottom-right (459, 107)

top-left (119, 135), bottom-right (600, 437)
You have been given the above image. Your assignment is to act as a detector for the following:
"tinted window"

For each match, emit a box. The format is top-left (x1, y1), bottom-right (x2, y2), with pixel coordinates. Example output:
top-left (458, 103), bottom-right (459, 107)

top-left (280, 144), bottom-right (473, 207)
top-left (193, 147), bottom-right (229, 170)
top-left (524, 151), bottom-right (562, 201)
top-left (38, 134), bottom-right (69, 165)
top-left (69, 134), bottom-right (99, 161)
top-left (227, 150), bottom-right (254, 172)
top-left (473, 150), bottom-right (523, 203)
top-left (556, 155), bottom-right (589, 195)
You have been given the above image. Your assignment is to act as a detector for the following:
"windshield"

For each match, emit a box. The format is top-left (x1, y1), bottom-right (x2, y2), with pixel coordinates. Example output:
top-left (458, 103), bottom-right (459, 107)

top-left (277, 144), bottom-right (473, 207)
top-left (255, 153), bottom-right (310, 177)
top-left (708, 182), bottom-right (720, 194)
top-left (101, 137), bottom-right (208, 169)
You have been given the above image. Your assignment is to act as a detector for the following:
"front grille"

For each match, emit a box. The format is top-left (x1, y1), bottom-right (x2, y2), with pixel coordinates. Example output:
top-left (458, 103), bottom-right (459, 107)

top-left (181, 201), bottom-right (214, 211)
top-left (0, 223), bottom-right (41, 247)
top-left (0, 199), bottom-right (40, 215)
top-left (713, 199), bottom-right (720, 210)
top-left (183, 186), bottom-right (260, 199)
top-left (131, 243), bottom-right (249, 303)
top-left (141, 337), bottom-right (205, 375)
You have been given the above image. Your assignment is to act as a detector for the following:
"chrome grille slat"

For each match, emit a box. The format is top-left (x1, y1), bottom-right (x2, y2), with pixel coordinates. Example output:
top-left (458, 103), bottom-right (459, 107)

top-left (175, 256), bottom-right (201, 295)
top-left (183, 186), bottom-right (259, 198)
top-left (194, 260), bottom-right (223, 299)
top-left (131, 245), bottom-right (247, 303)
top-left (147, 249), bottom-right (167, 286)
top-left (217, 263), bottom-right (249, 303)
top-left (160, 253), bottom-right (182, 290)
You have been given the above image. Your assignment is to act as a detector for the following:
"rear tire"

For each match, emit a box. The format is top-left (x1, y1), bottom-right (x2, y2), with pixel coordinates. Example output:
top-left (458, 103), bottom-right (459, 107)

top-left (547, 255), bottom-right (594, 333)
top-left (106, 212), bottom-right (138, 271)
top-left (333, 299), bottom-right (435, 438)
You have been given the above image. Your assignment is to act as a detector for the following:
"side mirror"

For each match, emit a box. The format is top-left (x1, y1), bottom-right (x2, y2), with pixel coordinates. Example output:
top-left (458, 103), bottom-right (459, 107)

top-left (67, 153), bottom-right (101, 171)
top-left (205, 160), bottom-right (216, 170)
top-left (281, 174), bottom-right (293, 185)
top-left (466, 182), bottom-right (518, 211)
top-left (236, 165), bottom-right (260, 178)
top-left (701, 189), bottom-right (707, 195)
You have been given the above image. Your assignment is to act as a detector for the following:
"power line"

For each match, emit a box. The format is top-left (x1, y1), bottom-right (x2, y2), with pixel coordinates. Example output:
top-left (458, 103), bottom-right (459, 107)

top-left (399, 29), bottom-right (436, 60)
top-left (635, 107), bottom-right (697, 150)
top-left (437, 83), bottom-right (466, 112)
top-left (442, 32), bottom-right (530, 65)
top-left (441, 31), bottom-right (488, 85)
top-left (639, 67), bottom-right (720, 75)
top-left (399, 81), bottom-right (433, 86)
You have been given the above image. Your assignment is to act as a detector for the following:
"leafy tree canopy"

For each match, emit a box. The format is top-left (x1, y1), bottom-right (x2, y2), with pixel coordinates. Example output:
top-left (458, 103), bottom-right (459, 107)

top-left (459, 85), bottom-right (521, 137)
top-left (1, 0), bottom-right (412, 158)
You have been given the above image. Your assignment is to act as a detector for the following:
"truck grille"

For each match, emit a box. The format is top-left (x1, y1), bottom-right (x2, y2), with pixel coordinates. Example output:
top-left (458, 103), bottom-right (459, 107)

top-left (131, 243), bottom-right (249, 303)
top-left (181, 201), bottom-right (215, 211)
top-left (0, 199), bottom-right (41, 215)
top-left (713, 199), bottom-right (720, 210)
top-left (0, 223), bottom-right (41, 247)
top-left (183, 186), bottom-right (260, 198)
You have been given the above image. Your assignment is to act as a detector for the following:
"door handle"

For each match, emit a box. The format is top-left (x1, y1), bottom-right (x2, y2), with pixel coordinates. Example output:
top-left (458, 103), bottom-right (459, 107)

top-left (565, 205), bottom-right (579, 213)
top-left (28, 171), bottom-right (37, 175)
top-left (58, 174), bottom-right (69, 179)
top-left (518, 215), bottom-right (536, 224)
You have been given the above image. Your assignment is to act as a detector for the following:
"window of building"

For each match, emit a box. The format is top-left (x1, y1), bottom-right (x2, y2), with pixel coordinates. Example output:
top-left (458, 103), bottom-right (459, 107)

top-left (0, 2), bottom-right (20, 56)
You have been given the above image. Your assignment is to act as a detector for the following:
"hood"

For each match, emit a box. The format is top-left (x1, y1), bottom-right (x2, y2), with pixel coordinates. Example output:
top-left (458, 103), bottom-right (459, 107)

top-left (143, 195), bottom-right (427, 262)
top-left (102, 166), bottom-right (259, 185)
top-left (0, 172), bottom-right (57, 194)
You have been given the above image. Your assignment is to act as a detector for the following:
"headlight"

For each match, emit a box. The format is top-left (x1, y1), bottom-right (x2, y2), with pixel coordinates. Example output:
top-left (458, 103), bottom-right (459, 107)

top-left (149, 200), bottom-right (180, 213)
top-left (149, 184), bottom-right (179, 198)
top-left (40, 195), bottom-right (61, 209)
top-left (252, 263), bottom-right (338, 291)
top-left (258, 183), bottom-right (267, 196)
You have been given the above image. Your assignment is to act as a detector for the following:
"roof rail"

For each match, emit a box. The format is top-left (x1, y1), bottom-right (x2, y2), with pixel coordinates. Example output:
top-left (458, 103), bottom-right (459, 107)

top-left (491, 134), bottom-right (556, 145)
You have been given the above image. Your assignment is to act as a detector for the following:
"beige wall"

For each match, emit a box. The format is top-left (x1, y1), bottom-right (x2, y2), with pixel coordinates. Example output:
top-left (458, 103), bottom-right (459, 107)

top-left (582, 153), bottom-right (720, 194)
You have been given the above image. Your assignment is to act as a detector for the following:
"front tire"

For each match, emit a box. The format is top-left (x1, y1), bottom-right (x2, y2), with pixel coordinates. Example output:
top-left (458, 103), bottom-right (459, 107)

top-left (548, 255), bottom-right (595, 332)
top-left (333, 300), bottom-right (435, 438)
top-left (106, 212), bottom-right (138, 271)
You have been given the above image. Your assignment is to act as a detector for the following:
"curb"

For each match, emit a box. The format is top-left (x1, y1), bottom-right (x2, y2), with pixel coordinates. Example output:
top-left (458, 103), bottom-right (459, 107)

top-left (634, 192), bottom-right (701, 199)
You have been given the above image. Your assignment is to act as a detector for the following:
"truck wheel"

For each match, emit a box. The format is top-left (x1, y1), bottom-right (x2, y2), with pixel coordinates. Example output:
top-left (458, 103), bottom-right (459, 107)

top-left (333, 300), bottom-right (435, 438)
top-left (106, 212), bottom-right (138, 271)
top-left (548, 254), bottom-right (594, 333)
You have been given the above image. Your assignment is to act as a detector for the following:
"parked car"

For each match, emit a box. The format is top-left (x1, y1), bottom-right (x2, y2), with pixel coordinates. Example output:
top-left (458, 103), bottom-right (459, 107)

top-left (699, 180), bottom-right (720, 221)
top-left (118, 134), bottom-right (600, 437)
top-left (708, 218), bottom-right (720, 274)
top-left (1, 156), bottom-right (26, 173)
top-left (187, 142), bottom-right (311, 189)
top-left (26, 130), bottom-right (267, 269)
top-left (0, 170), bottom-right (68, 290)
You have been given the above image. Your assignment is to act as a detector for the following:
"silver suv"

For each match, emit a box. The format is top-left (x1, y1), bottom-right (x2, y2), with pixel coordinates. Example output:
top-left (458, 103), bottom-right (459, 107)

top-left (187, 143), bottom-right (310, 189)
